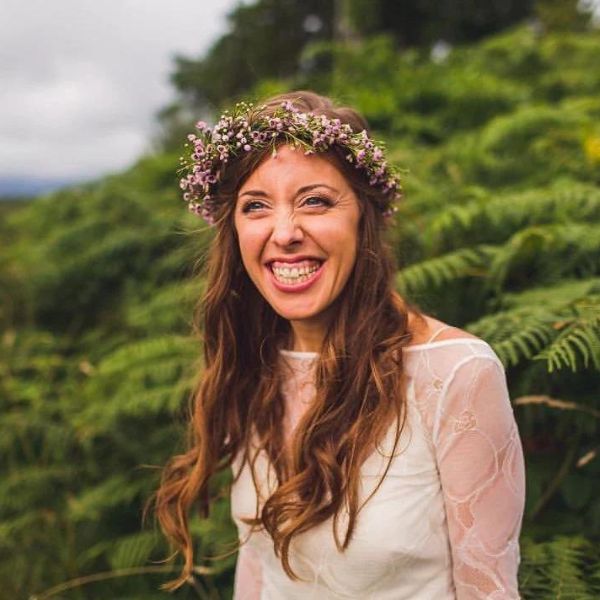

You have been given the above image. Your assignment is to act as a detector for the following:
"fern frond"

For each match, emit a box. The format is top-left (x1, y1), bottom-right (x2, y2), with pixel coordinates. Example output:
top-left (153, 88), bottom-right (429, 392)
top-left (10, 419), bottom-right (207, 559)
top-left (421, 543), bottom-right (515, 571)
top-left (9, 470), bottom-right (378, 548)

top-left (68, 475), bottom-right (146, 522)
top-left (78, 381), bottom-right (192, 432)
top-left (488, 223), bottom-right (600, 289)
top-left (447, 103), bottom-right (592, 187)
top-left (126, 279), bottom-right (205, 334)
top-left (397, 244), bottom-right (497, 295)
top-left (0, 511), bottom-right (44, 549)
top-left (538, 296), bottom-right (600, 372)
top-left (519, 535), bottom-right (600, 599)
top-left (429, 184), bottom-right (600, 250)
top-left (468, 291), bottom-right (600, 371)
top-left (96, 335), bottom-right (197, 376)
top-left (501, 278), bottom-right (600, 310)
top-left (0, 465), bottom-right (76, 512)
top-left (495, 324), bottom-right (556, 367)
top-left (110, 531), bottom-right (160, 570)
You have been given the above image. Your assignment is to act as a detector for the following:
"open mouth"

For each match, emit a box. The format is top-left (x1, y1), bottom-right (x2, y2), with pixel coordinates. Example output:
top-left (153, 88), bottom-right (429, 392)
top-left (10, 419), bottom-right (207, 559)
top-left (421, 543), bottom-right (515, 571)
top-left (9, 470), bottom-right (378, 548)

top-left (268, 259), bottom-right (324, 286)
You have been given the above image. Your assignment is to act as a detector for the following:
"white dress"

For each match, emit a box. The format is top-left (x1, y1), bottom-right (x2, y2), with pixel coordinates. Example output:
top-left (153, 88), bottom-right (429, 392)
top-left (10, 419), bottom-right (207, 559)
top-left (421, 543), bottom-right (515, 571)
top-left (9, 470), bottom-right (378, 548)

top-left (230, 329), bottom-right (526, 599)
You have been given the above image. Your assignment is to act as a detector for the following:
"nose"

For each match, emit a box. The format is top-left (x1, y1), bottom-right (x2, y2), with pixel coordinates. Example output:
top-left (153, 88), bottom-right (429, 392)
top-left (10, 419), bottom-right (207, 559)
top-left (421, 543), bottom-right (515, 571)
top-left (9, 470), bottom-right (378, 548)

top-left (271, 211), bottom-right (304, 247)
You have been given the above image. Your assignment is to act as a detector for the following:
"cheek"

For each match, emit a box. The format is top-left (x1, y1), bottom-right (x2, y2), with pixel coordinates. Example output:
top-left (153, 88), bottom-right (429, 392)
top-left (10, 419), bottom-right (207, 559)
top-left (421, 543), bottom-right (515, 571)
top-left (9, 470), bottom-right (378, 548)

top-left (342, 245), bottom-right (358, 279)
top-left (236, 225), bottom-right (265, 274)
top-left (329, 219), bottom-right (360, 260)
top-left (237, 237), bottom-right (254, 273)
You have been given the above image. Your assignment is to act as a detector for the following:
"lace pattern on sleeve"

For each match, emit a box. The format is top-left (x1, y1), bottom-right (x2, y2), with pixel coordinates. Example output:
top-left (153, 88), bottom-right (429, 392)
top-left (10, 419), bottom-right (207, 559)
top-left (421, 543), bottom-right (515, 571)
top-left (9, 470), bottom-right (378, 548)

top-left (414, 348), bottom-right (526, 599)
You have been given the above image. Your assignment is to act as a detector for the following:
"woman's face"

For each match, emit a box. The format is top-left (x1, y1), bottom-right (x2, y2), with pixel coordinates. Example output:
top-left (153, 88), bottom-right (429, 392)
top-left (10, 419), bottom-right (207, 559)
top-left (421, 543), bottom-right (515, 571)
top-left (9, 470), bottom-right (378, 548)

top-left (234, 144), bottom-right (361, 334)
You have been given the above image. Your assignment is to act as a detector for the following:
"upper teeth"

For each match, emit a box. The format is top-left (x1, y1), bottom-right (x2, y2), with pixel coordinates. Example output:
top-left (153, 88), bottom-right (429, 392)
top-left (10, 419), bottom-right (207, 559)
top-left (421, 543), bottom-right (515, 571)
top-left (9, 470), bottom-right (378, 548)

top-left (271, 260), bottom-right (321, 279)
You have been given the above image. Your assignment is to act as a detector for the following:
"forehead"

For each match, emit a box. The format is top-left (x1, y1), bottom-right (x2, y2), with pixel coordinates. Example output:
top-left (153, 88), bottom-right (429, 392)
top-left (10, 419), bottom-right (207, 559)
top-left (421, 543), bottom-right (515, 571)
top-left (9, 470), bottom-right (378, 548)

top-left (238, 145), bottom-right (349, 195)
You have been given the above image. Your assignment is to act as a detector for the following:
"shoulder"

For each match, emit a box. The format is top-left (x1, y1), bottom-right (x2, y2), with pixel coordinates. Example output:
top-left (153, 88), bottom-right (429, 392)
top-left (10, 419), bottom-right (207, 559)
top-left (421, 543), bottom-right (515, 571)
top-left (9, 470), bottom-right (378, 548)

top-left (407, 313), bottom-right (481, 347)
top-left (405, 313), bottom-right (504, 373)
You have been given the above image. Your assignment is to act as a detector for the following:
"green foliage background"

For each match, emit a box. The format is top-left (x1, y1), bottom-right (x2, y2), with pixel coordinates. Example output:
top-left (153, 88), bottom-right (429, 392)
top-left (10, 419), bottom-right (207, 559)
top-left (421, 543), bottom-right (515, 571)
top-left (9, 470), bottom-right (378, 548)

top-left (2, 14), bottom-right (600, 600)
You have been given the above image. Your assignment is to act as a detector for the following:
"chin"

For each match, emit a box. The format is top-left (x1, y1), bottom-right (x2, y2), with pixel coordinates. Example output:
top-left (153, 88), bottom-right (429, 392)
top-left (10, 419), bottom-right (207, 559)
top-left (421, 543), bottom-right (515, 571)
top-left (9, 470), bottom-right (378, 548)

top-left (274, 298), bottom-right (336, 328)
top-left (272, 305), bottom-right (324, 322)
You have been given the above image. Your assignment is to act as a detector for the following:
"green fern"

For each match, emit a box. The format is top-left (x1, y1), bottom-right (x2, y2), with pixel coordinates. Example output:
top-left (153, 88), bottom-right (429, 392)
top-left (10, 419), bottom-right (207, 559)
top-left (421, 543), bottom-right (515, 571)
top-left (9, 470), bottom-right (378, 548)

top-left (126, 279), bottom-right (205, 334)
top-left (429, 184), bottom-right (600, 251)
top-left (487, 223), bottom-right (600, 290)
top-left (396, 244), bottom-right (498, 295)
top-left (538, 296), bottom-right (600, 372)
top-left (110, 531), bottom-right (161, 570)
top-left (67, 475), bottom-right (144, 523)
top-left (519, 535), bottom-right (600, 599)
top-left (467, 289), bottom-right (600, 371)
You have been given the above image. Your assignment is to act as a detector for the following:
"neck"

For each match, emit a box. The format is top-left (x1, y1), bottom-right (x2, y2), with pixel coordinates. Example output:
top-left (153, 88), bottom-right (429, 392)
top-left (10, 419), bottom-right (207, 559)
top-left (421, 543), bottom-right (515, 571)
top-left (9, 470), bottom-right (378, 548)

top-left (288, 316), bottom-right (329, 353)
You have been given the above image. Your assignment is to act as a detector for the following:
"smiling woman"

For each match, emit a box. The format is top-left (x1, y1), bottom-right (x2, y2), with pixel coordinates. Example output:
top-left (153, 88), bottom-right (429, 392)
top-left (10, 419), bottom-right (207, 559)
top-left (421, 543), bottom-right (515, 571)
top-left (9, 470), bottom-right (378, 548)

top-left (234, 146), bottom-right (362, 349)
top-left (155, 91), bottom-right (526, 599)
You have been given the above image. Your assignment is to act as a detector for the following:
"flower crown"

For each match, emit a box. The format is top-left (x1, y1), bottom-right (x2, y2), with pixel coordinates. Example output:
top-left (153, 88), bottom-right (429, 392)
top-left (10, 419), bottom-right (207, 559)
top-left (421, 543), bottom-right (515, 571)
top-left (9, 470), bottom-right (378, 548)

top-left (179, 100), bottom-right (402, 225)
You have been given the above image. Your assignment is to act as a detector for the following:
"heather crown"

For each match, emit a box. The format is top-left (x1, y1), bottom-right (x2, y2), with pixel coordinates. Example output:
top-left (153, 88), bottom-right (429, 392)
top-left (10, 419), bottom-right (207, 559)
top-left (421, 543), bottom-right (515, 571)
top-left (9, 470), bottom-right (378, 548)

top-left (179, 99), bottom-right (402, 225)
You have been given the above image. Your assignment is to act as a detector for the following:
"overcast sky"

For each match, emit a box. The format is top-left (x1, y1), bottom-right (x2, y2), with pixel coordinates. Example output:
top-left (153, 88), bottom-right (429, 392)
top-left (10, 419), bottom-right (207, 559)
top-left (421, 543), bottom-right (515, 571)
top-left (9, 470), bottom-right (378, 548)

top-left (2, 1), bottom-right (599, 192)
top-left (0, 0), bottom-right (240, 188)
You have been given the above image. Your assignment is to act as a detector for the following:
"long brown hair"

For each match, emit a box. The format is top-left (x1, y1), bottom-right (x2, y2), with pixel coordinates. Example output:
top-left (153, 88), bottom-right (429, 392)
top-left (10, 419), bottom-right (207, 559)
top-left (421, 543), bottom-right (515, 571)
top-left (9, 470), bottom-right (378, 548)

top-left (155, 90), bottom-right (424, 588)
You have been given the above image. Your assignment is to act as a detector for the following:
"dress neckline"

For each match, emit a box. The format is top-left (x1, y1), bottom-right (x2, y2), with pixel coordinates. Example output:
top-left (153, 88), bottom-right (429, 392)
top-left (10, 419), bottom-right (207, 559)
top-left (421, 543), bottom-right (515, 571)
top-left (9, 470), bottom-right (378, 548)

top-left (278, 338), bottom-right (490, 360)
top-left (279, 323), bottom-right (455, 359)
top-left (279, 348), bottom-right (320, 359)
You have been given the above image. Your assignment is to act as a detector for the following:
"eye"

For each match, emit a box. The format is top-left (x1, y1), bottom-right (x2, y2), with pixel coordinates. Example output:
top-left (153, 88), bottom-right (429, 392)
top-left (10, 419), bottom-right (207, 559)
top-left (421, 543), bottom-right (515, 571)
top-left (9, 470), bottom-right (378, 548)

top-left (240, 200), bottom-right (266, 213)
top-left (302, 195), bottom-right (333, 208)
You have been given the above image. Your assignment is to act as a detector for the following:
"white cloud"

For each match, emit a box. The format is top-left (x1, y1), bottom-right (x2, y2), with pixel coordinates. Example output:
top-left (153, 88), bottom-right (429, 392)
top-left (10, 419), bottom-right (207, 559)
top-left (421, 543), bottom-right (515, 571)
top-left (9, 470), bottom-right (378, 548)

top-left (0, 0), bottom-right (240, 180)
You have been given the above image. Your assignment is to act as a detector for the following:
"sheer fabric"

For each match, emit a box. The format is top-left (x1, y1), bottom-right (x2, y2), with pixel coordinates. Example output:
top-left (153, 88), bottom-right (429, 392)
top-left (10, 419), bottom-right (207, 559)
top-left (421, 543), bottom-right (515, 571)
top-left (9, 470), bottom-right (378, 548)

top-left (231, 335), bottom-right (526, 599)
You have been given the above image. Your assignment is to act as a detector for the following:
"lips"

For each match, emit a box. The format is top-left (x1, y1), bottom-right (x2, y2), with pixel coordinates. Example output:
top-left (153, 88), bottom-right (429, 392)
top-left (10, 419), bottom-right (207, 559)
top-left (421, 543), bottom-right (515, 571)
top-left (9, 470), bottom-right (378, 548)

top-left (266, 259), bottom-right (325, 290)
top-left (270, 259), bottom-right (322, 284)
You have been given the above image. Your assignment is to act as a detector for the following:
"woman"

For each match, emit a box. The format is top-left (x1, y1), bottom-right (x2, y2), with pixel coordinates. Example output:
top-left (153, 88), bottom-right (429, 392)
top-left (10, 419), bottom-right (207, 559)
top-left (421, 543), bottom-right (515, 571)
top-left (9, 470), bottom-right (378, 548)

top-left (156, 91), bottom-right (526, 599)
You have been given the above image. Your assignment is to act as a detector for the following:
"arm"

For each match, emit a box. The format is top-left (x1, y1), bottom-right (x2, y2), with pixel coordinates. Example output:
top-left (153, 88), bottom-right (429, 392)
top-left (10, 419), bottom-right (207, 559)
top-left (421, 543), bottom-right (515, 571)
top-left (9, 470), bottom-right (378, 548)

top-left (434, 355), bottom-right (526, 599)
top-left (233, 542), bottom-right (263, 600)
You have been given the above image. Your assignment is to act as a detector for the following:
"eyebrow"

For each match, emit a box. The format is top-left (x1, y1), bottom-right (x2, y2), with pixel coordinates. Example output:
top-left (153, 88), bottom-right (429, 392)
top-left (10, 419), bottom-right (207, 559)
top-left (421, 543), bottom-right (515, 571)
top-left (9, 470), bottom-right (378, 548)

top-left (239, 183), bottom-right (339, 199)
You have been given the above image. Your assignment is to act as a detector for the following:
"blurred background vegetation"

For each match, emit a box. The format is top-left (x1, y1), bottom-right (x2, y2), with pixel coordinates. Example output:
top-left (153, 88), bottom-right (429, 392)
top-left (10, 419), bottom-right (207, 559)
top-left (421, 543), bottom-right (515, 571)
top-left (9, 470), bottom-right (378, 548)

top-left (1, 0), bottom-right (600, 598)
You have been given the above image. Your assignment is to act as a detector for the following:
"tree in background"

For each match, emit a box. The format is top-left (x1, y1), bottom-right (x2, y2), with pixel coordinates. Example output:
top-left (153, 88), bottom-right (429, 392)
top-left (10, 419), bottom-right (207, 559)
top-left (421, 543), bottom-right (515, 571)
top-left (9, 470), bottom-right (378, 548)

top-left (346, 0), bottom-right (535, 45)
top-left (170, 0), bottom-right (333, 110)
top-left (163, 0), bottom-right (596, 142)
top-left (535, 0), bottom-right (595, 32)
top-left (167, 0), bottom-right (542, 114)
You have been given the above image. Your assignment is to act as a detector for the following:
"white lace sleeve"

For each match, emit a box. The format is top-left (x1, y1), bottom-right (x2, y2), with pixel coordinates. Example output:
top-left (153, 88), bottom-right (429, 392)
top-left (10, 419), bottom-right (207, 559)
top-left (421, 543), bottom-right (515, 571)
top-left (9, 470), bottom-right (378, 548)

top-left (433, 354), bottom-right (526, 599)
top-left (233, 542), bottom-right (262, 600)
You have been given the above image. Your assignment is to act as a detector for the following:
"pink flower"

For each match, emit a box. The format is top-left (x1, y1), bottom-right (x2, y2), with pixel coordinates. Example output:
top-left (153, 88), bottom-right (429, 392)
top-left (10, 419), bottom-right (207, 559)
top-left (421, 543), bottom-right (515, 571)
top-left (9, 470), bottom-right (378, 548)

top-left (181, 101), bottom-right (401, 225)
